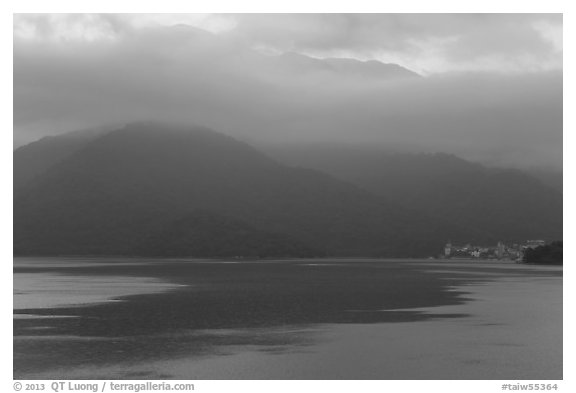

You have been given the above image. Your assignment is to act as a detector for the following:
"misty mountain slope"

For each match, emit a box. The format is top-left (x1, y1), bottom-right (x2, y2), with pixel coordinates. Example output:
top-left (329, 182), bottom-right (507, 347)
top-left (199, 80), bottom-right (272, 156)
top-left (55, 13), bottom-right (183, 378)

top-left (324, 57), bottom-right (419, 79)
top-left (14, 126), bottom-right (114, 190)
top-left (14, 123), bottom-right (458, 257)
top-left (266, 145), bottom-right (562, 243)
top-left (274, 52), bottom-right (420, 80)
top-left (525, 168), bottom-right (563, 192)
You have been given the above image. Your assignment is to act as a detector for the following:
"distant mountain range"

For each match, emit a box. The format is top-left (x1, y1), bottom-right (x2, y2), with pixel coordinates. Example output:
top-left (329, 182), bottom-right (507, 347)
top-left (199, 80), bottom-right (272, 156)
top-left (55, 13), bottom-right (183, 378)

top-left (173, 25), bottom-right (421, 82)
top-left (266, 144), bottom-right (563, 245)
top-left (14, 123), bottom-right (562, 258)
top-left (271, 52), bottom-right (419, 80)
top-left (15, 122), bottom-right (465, 258)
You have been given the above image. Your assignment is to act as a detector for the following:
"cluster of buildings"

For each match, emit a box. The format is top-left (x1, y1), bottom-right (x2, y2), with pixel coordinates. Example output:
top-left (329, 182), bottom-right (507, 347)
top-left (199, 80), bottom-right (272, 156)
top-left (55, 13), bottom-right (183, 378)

top-left (443, 240), bottom-right (546, 260)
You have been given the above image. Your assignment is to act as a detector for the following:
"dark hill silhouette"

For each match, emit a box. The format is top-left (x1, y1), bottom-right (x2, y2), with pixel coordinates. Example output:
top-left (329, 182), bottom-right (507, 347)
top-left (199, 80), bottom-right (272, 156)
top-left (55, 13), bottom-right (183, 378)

top-left (14, 126), bottom-right (115, 191)
top-left (266, 144), bottom-right (562, 244)
top-left (138, 211), bottom-right (322, 258)
top-left (14, 122), bottom-right (457, 257)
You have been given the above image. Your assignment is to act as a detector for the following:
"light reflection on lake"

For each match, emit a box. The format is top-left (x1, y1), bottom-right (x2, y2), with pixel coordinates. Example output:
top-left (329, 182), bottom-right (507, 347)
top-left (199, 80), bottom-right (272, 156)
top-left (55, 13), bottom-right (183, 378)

top-left (13, 258), bottom-right (562, 380)
top-left (14, 273), bottom-right (184, 311)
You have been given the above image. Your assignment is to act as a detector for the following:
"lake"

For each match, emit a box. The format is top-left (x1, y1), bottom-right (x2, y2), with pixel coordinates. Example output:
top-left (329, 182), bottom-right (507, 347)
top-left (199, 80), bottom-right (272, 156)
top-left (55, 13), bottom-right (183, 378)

top-left (13, 257), bottom-right (562, 379)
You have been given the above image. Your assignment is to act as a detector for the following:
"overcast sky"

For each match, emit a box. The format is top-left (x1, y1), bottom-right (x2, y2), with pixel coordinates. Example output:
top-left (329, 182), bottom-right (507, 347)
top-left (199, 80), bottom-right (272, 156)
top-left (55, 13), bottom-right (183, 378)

top-left (13, 13), bottom-right (563, 169)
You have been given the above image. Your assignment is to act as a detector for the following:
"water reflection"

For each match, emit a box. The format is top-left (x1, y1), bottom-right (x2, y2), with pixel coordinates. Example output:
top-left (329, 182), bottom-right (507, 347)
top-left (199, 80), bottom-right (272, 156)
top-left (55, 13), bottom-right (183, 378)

top-left (14, 258), bottom-right (562, 379)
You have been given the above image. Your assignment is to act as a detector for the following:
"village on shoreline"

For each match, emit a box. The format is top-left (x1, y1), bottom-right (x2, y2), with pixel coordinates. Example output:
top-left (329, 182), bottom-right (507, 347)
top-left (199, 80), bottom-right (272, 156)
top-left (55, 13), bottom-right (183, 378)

top-left (441, 240), bottom-right (561, 263)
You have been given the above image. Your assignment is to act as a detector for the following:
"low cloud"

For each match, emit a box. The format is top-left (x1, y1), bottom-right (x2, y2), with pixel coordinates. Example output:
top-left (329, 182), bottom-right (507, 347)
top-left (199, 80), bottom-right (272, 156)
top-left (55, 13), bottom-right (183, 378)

top-left (230, 14), bottom-right (562, 73)
top-left (13, 15), bottom-right (562, 170)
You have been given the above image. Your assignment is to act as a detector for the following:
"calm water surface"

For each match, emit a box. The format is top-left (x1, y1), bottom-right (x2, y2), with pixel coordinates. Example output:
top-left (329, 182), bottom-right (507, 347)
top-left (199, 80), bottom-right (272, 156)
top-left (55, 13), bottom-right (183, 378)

top-left (13, 257), bottom-right (562, 379)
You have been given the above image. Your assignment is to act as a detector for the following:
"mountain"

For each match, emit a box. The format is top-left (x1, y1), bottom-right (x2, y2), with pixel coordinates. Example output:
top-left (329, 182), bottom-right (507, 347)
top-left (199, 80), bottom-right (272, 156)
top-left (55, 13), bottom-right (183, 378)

top-left (265, 144), bottom-right (563, 244)
top-left (524, 168), bottom-right (563, 192)
top-left (14, 126), bottom-right (114, 190)
top-left (272, 52), bottom-right (419, 80)
top-left (138, 211), bottom-right (321, 258)
top-left (324, 57), bottom-right (419, 79)
top-left (14, 122), bottom-right (457, 257)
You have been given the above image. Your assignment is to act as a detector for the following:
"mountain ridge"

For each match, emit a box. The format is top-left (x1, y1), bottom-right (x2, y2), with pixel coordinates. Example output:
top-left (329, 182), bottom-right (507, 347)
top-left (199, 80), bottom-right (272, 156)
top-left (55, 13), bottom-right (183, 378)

top-left (265, 144), bottom-right (562, 244)
top-left (15, 122), bottom-right (461, 258)
top-left (274, 52), bottom-right (419, 80)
